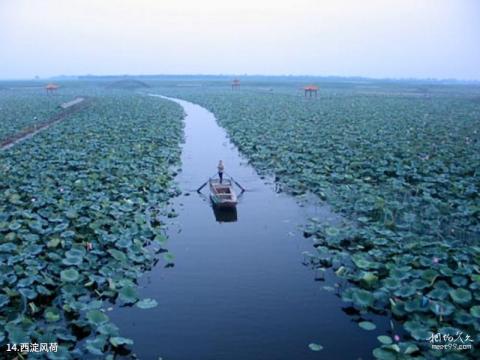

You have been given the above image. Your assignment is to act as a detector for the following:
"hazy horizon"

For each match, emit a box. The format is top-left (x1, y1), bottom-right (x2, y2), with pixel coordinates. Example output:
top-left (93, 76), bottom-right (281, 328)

top-left (1, 0), bottom-right (479, 80)
top-left (2, 74), bottom-right (478, 83)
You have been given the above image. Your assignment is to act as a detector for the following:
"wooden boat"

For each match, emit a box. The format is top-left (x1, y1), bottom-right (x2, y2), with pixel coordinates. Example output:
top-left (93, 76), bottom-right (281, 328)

top-left (209, 178), bottom-right (238, 208)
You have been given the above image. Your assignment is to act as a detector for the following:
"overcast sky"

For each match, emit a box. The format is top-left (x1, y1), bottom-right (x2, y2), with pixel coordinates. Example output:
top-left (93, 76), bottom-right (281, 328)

top-left (0, 0), bottom-right (479, 80)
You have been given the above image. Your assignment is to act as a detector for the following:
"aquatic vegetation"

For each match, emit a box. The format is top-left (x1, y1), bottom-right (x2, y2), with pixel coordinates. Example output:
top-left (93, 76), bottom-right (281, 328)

top-left (0, 83), bottom-right (107, 144)
top-left (0, 92), bottom-right (183, 356)
top-left (164, 85), bottom-right (480, 359)
top-left (0, 87), bottom-right (72, 142)
top-left (308, 342), bottom-right (323, 351)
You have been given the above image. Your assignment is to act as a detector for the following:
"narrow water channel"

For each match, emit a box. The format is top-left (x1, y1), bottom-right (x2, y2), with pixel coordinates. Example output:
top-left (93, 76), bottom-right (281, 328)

top-left (110, 96), bottom-right (383, 360)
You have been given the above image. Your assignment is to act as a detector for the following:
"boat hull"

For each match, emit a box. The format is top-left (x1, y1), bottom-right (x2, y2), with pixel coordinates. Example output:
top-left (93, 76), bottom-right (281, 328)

top-left (210, 195), bottom-right (237, 208)
top-left (209, 179), bottom-right (238, 208)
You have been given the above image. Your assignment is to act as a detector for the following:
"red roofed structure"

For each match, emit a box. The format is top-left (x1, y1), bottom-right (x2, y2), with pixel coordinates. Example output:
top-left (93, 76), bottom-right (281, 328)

top-left (45, 83), bottom-right (60, 94)
top-left (304, 85), bottom-right (319, 97)
top-left (231, 79), bottom-right (240, 90)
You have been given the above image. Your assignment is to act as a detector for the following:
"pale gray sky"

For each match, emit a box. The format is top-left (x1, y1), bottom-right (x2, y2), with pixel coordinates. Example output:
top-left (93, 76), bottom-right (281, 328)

top-left (0, 0), bottom-right (479, 80)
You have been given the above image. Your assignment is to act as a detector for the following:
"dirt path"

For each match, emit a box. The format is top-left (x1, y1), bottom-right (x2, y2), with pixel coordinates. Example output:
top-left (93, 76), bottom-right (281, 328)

top-left (1, 97), bottom-right (91, 150)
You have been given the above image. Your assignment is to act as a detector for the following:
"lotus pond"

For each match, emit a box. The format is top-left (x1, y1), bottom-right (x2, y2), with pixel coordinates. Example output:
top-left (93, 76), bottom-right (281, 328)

top-left (0, 90), bottom-right (183, 357)
top-left (0, 86), bottom-right (74, 143)
top-left (1, 80), bottom-right (480, 359)
top-left (153, 83), bottom-right (480, 359)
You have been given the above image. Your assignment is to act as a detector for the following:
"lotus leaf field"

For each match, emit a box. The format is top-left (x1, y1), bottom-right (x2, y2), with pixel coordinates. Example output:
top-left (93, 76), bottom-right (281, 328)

top-left (1, 81), bottom-right (480, 359)
top-left (159, 85), bottom-right (480, 359)
top-left (0, 87), bottom-right (72, 143)
top-left (0, 91), bottom-right (183, 357)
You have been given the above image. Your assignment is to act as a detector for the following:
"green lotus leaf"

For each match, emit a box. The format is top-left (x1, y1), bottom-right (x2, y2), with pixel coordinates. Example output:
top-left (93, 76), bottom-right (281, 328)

top-left (438, 265), bottom-right (453, 277)
top-left (19, 288), bottom-right (37, 299)
top-left (56, 331), bottom-right (77, 342)
top-left (426, 288), bottom-right (448, 300)
top-left (470, 305), bottom-right (480, 318)
top-left (383, 277), bottom-right (400, 290)
top-left (8, 194), bottom-right (22, 205)
top-left (405, 297), bottom-right (431, 313)
top-left (47, 237), bottom-right (61, 248)
top-left (453, 310), bottom-right (474, 325)
top-left (451, 276), bottom-right (468, 287)
top-left (46, 346), bottom-right (72, 360)
top-left (118, 285), bottom-right (138, 304)
top-left (136, 298), bottom-right (158, 309)
top-left (8, 221), bottom-right (22, 231)
top-left (372, 347), bottom-right (397, 360)
top-left (62, 256), bottom-right (83, 266)
top-left (38, 325), bottom-right (59, 343)
top-left (61, 230), bottom-right (76, 238)
top-left (0, 243), bottom-right (17, 253)
top-left (86, 336), bottom-right (106, 356)
top-left (23, 233), bottom-right (40, 243)
top-left (357, 216), bottom-right (369, 223)
top-left (404, 343), bottom-right (419, 355)
top-left (44, 307), bottom-right (61, 322)
top-left (66, 248), bottom-right (85, 258)
top-left (4, 232), bottom-right (16, 241)
top-left (411, 279), bottom-right (429, 290)
top-left (308, 343), bottom-right (323, 351)
top-left (435, 280), bottom-right (451, 290)
top-left (449, 288), bottom-right (472, 305)
top-left (60, 268), bottom-right (80, 282)
top-left (361, 272), bottom-right (378, 287)
top-left (352, 254), bottom-right (380, 270)
top-left (28, 220), bottom-right (44, 233)
top-left (351, 288), bottom-right (375, 308)
top-left (390, 268), bottom-right (410, 280)
top-left (438, 327), bottom-right (463, 337)
top-left (409, 327), bottom-right (431, 341)
top-left (325, 227), bottom-right (339, 237)
top-left (65, 209), bottom-right (78, 219)
top-left (54, 223), bottom-right (69, 232)
top-left (377, 335), bottom-right (392, 345)
top-left (108, 249), bottom-right (127, 262)
top-left (471, 274), bottom-right (480, 283)
top-left (116, 237), bottom-right (132, 249)
top-left (109, 336), bottom-right (134, 347)
top-left (153, 234), bottom-right (168, 245)
top-left (18, 276), bottom-right (35, 287)
top-left (86, 309), bottom-right (109, 326)
top-left (163, 252), bottom-right (175, 263)
top-left (403, 320), bottom-right (425, 332)
top-left (359, 321), bottom-right (376, 331)
top-left (430, 301), bottom-right (455, 316)
top-left (394, 286), bottom-right (416, 298)
top-left (0, 294), bottom-right (10, 308)
top-left (97, 323), bottom-right (120, 336)
top-left (8, 326), bottom-right (29, 344)
top-left (85, 300), bottom-right (103, 310)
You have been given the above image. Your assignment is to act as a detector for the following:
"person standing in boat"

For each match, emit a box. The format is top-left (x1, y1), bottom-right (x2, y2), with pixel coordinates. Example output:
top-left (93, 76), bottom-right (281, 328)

top-left (218, 160), bottom-right (224, 183)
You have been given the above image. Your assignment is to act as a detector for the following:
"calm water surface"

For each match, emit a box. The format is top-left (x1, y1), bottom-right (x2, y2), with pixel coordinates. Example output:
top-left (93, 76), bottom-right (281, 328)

top-left (110, 95), bottom-right (386, 360)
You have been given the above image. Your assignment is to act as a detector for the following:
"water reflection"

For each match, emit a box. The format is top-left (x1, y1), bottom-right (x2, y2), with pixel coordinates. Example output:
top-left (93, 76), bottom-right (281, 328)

top-left (212, 204), bottom-right (238, 222)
